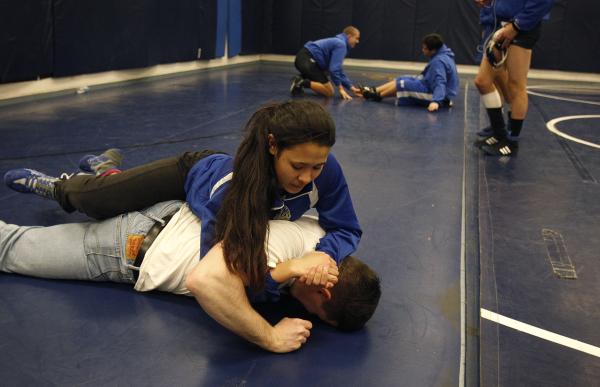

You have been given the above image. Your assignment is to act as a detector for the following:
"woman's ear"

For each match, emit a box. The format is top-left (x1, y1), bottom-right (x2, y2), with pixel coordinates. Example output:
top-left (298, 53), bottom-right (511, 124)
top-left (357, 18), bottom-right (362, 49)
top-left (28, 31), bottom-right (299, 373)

top-left (267, 133), bottom-right (277, 156)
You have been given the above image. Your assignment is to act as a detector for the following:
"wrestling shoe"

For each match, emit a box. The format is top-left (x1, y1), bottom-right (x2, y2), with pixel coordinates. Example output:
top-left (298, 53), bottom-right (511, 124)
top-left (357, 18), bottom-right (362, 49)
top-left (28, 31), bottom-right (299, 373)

top-left (474, 134), bottom-right (501, 149)
top-left (4, 168), bottom-right (59, 200)
top-left (360, 86), bottom-right (382, 102)
top-left (290, 75), bottom-right (304, 96)
top-left (481, 138), bottom-right (518, 156)
top-left (79, 148), bottom-right (122, 175)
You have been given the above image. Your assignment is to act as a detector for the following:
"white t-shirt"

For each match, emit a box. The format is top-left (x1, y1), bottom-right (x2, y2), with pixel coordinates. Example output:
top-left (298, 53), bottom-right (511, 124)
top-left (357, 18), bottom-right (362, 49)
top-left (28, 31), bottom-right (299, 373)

top-left (134, 204), bottom-right (325, 295)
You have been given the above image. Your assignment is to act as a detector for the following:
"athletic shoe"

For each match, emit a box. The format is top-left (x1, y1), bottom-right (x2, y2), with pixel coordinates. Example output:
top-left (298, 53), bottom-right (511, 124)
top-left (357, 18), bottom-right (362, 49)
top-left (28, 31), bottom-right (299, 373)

top-left (474, 135), bottom-right (500, 148)
top-left (79, 148), bottom-right (122, 175)
top-left (4, 168), bottom-right (59, 200)
top-left (481, 138), bottom-right (519, 156)
top-left (360, 86), bottom-right (382, 102)
top-left (290, 75), bottom-right (304, 96)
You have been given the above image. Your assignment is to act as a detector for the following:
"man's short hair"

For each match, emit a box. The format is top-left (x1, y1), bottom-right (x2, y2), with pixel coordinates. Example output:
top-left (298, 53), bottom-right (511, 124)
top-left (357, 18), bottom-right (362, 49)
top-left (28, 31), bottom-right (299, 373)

top-left (422, 33), bottom-right (444, 51)
top-left (323, 256), bottom-right (381, 331)
top-left (343, 26), bottom-right (359, 37)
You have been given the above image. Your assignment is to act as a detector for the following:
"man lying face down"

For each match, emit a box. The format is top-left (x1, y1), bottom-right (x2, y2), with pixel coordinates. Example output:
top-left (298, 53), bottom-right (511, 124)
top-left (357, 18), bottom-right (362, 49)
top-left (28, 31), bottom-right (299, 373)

top-left (0, 200), bottom-right (381, 353)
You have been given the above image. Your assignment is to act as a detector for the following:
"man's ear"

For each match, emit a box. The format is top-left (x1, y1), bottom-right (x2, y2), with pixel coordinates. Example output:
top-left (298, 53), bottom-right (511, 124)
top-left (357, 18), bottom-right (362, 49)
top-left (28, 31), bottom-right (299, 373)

top-left (268, 133), bottom-right (277, 156)
top-left (319, 287), bottom-right (332, 300)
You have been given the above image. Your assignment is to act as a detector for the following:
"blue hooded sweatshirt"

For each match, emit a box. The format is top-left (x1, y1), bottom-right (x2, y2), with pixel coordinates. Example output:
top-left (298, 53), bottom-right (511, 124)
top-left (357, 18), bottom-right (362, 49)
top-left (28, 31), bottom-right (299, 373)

top-left (421, 44), bottom-right (459, 103)
top-left (304, 33), bottom-right (353, 90)
top-left (486, 0), bottom-right (554, 31)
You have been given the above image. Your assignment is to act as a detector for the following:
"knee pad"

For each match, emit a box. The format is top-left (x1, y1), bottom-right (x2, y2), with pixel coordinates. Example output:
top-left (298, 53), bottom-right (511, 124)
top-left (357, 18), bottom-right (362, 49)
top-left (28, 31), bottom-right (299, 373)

top-left (481, 90), bottom-right (502, 109)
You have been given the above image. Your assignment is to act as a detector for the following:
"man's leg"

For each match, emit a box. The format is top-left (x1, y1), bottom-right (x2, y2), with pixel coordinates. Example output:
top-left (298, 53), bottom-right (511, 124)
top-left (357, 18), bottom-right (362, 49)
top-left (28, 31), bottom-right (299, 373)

top-left (293, 48), bottom-right (333, 98)
top-left (0, 200), bottom-right (182, 282)
top-left (309, 81), bottom-right (335, 98)
top-left (362, 78), bottom-right (428, 103)
top-left (374, 80), bottom-right (397, 98)
top-left (0, 219), bottom-right (132, 282)
top-left (477, 70), bottom-right (512, 136)
top-left (478, 70), bottom-right (512, 137)
top-left (478, 45), bottom-right (531, 156)
top-left (474, 57), bottom-right (509, 149)
top-left (395, 77), bottom-right (432, 106)
top-left (504, 44), bottom-right (532, 138)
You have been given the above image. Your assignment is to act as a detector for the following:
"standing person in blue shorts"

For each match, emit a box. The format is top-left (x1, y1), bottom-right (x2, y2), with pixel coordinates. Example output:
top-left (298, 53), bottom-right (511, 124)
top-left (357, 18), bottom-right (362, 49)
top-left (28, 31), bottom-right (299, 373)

top-left (476, 5), bottom-right (513, 137)
top-left (474, 0), bottom-right (554, 156)
top-left (290, 26), bottom-right (362, 100)
top-left (360, 34), bottom-right (459, 112)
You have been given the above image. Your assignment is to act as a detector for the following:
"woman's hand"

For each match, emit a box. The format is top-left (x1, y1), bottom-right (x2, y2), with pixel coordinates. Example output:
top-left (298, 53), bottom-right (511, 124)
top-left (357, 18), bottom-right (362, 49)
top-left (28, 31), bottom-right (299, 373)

top-left (293, 251), bottom-right (339, 288)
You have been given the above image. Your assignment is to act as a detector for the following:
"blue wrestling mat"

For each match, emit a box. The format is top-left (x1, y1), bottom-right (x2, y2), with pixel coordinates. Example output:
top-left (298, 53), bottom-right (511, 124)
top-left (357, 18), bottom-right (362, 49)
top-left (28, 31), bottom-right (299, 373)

top-left (1, 63), bottom-right (599, 386)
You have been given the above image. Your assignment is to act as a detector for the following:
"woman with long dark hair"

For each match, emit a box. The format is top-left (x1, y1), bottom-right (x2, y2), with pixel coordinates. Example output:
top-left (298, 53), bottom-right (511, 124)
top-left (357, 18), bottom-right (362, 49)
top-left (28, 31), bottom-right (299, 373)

top-left (5, 100), bottom-right (361, 293)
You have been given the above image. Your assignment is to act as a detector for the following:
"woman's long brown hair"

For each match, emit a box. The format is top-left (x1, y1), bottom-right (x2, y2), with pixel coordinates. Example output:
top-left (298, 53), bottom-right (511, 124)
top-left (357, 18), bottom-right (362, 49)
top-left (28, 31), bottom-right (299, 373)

top-left (215, 100), bottom-right (336, 291)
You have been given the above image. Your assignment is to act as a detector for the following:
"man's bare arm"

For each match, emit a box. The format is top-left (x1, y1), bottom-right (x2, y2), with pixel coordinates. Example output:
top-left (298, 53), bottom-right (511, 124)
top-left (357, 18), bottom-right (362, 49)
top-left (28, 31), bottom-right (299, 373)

top-left (185, 243), bottom-right (312, 353)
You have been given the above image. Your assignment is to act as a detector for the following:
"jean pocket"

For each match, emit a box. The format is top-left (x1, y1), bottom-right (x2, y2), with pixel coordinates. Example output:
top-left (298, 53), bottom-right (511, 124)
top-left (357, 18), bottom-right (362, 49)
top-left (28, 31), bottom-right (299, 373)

top-left (84, 216), bottom-right (130, 282)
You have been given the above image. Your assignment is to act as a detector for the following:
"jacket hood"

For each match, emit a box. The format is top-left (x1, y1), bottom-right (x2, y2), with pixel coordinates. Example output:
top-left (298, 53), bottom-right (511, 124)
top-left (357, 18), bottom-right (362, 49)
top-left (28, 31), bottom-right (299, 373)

top-left (336, 33), bottom-right (352, 50)
top-left (434, 44), bottom-right (455, 59)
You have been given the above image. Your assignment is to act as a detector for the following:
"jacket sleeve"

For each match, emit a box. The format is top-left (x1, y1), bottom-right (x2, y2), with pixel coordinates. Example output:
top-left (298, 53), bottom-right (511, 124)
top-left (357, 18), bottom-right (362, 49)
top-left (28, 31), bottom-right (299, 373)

top-left (513, 0), bottom-right (554, 31)
top-left (328, 43), bottom-right (353, 90)
top-left (429, 60), bottom-right (449, 103)
top-left (314, 154), bottom-right (362, 264)
top-left (184, 155), bottom-right (231, 258)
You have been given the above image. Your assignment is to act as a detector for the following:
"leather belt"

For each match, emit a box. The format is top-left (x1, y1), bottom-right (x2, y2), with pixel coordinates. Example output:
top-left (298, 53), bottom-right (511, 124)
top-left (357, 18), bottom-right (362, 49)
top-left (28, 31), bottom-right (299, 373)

top-left (132, 214), bottom-right (174, 280)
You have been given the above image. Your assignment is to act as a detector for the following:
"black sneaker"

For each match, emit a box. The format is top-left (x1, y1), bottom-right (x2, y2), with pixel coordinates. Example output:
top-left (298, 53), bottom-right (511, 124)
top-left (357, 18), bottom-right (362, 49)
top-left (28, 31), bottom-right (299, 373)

top-left (481, 138), bottom-right (518, 156)
top-left (474, 135), bottom-right (501, 148)
top-left (360, 86), bottom-right (382, 102)
top-left (290, 75), bottom-right (304, 96)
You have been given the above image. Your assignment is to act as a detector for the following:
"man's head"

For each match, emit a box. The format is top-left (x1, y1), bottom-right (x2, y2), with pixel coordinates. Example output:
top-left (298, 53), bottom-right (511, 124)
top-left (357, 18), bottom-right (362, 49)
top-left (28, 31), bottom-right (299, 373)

top-left (421, 33), bottom-right (444, 57)
top-left (290, 256), bottom-right (381, 331)
top-left (343, 26), bottom-right (361, 48)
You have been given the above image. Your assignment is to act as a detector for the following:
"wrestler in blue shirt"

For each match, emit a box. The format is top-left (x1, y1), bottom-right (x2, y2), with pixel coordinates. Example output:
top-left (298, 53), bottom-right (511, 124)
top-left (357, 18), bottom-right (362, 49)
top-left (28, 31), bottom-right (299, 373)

top-left (290, 26), bottom-right (362, 100)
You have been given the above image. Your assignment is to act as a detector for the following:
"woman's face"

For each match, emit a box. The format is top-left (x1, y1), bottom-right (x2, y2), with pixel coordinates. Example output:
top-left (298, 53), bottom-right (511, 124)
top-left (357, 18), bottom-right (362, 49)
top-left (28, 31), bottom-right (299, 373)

top-left (269, 140), bottom-right (330, 194)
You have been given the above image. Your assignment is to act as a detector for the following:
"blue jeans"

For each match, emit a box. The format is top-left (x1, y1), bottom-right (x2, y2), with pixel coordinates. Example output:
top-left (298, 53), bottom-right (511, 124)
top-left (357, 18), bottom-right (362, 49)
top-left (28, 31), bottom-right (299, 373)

top-left (0, 201), bottom-right (183, 283)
